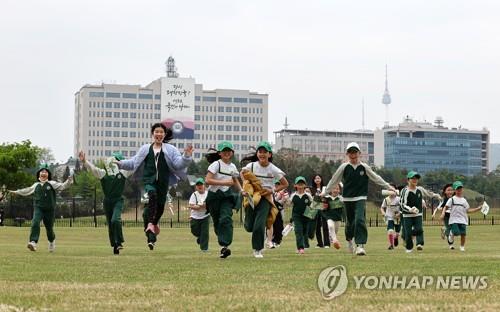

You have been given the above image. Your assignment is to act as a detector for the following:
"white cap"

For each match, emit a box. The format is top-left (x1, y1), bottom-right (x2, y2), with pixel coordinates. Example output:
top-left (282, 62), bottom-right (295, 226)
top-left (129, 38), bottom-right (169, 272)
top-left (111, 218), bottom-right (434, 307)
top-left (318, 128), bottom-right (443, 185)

top-left (346, 142), bottom-right (360, 152)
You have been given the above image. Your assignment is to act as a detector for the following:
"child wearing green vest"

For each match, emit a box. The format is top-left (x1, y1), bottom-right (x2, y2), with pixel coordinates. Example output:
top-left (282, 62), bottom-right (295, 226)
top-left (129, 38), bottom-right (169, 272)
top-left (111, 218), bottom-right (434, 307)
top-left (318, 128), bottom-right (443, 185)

top-left (321, 183), bottom-right (344, 250)
top-left (400, 171), bottom-right (441, 253)
top-left (9, 164), bottom-right (72, 252)
top-left (117, 123), bottom-right (193, 250)
top-left (289, 176), bottom-right (312, 254)
top-left (205, 141), bottom-right (242, 259)
top-left (324, 142), bottom-right (396, 256)
top-left (79, 151), bottom-right (133, 255)
top-left (241, 141), bottom-right (288, 258)
top-left (188, 178), bottom-right (210, 252)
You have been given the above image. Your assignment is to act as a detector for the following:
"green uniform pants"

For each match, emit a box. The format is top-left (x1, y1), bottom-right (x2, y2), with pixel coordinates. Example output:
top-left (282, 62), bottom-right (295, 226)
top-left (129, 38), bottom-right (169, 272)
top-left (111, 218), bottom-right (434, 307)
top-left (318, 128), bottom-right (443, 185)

top-left (210, 198), bottom-right (234, 247)
top-left (344, 200), bottom-right (367, 245)
top-left (104, 198), bottom-right (124, 247)
top-left (244, 199), bottom-right (270, 251)
top-left (29, 206), bottom-right (55, 243)
top-left (403, 216), bottom-right (424, 250)
top-left (190, 217), bottom-right (210, 251)
top-left (292, 215), bottom-right (309, 250)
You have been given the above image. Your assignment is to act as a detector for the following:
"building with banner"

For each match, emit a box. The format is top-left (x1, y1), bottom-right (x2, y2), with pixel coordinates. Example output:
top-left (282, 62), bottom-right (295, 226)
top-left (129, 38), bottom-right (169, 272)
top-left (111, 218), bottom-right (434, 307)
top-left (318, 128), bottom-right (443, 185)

top-left (74, 57), bottom-right (268, 162)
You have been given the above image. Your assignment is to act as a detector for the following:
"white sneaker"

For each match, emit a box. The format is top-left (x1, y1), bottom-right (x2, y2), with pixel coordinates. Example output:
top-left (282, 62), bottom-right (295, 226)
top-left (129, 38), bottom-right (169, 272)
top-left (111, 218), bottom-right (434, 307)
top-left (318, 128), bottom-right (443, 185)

top-left (48, 240), bottom-right (55, 252)
top-left (448, 234), bottom-right (454, 244)
top-left (253, 250), bottom-right (264, 258)
top-left (460, 246), bottom-right (465, 252)
top-left (405, 249), bottom-right (413, 253)
top-left (416, 244), bottom-right (423, 251)
top-left (347, 240), bottom-right (354, 253)
top-left (324, 245), bottom-right (330, 249)
top-left (449, 245), bottom-right (455, 250)
top-left (27, 241), bottom-right (37, 251)
top-left (355, 245), bottom-right (366, 256)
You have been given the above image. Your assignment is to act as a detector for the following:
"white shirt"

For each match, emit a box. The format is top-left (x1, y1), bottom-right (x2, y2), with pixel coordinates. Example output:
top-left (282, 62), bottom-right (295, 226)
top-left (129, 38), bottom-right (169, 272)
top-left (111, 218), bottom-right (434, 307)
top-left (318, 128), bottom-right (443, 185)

top-left (381, 196), bottom-right (400, 220)
top-left (446, 196), bottom-right (470, 225)
top-left (243, 161), bottom-right (285, 190)
top-left (188, 191), bottom-right (209, 219)
top-left (207, 160), bottom-right (238, 192)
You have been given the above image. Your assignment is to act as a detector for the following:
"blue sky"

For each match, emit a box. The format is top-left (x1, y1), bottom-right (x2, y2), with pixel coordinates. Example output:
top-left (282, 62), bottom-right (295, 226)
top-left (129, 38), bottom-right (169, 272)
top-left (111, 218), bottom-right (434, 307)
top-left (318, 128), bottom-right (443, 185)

top-left (1, 0), bottom-right (499, 161)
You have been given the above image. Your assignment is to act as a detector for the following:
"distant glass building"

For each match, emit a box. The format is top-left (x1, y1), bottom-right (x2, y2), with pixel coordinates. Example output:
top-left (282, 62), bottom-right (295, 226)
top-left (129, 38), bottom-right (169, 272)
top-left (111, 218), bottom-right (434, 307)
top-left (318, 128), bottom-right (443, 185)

top-left (374, 117), bottom-right (489, 176)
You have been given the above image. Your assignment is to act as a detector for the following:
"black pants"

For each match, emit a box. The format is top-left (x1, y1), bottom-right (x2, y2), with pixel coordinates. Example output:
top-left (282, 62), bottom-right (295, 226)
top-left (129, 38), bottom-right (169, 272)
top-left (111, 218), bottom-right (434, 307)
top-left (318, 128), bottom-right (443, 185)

top-left (272, 210), bottom-right (284, 244)
top-left (316, 214), bottom-right (330, 247)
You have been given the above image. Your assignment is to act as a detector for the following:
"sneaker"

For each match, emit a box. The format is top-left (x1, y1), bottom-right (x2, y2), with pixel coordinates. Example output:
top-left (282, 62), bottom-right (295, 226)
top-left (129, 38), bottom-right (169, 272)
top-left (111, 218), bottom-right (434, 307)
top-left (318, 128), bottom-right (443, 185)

top-left (394, 237), bottom-right (399, 247)
top-left (448, 234), bottom-right (454, 244)
top-left (274, 243), bottom-right (280, 248)
top-left (388, 245), bottom-right (394, 250)
top-left (147, 242), bottom-right (155, 250)
top-left (297, 248), bottom-right (305, 254)
top-left (113, 246), bottom-right (120, 255)
top-left (440, 227), bottom-right (445, 240)
top-left (355, 245), bottom-right (366, 256)
top-left (332, 240), bottom-right (341, 250)
top-left (347, 240), bottom-right (354, 253)
top-left (267, 242), bottom-right (274, 249)
top-left (460, 246), bottom-right (465, 252)
top-left (324, 245), bottom-right (330, 249)
top-left (253, 249), bottom-right (264, 258)
top-left (416, 244), bottom-right (423, 251)
top-left (449, 245), bottom-right (455, 250)
top-left (48, 241), bottom-right (55, 252)
top-left (315, 245), bottom-right (322, 249)
top-left (405, 249), bottom-right (413, 253)
top-left (220, 247), bottom-right (231, 259)
top-left (145, 223), bottom-right (155, 234)
top-left (201, 249), bottom-right (209, 253)
top-left (27, 241), bottom-right (37, 252)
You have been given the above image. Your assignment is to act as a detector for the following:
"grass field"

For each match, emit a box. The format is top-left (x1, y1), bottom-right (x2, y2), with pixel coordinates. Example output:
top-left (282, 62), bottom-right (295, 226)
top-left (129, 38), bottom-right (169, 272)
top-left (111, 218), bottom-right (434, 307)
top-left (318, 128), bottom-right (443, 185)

top-left (0, 224), bottom-right (499, 311)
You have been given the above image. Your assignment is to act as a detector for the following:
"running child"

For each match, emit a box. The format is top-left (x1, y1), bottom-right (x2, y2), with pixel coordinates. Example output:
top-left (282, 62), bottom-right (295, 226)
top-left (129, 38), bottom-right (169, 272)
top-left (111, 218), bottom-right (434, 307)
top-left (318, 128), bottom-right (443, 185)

top-left (289, 176), bottom-right (313, 254)
top-left (9, 164), bottom-right (72, 252)
top-left (188, 178), bottom-right (210, 252)
top-left (380, 185), bottom-right (401, 250)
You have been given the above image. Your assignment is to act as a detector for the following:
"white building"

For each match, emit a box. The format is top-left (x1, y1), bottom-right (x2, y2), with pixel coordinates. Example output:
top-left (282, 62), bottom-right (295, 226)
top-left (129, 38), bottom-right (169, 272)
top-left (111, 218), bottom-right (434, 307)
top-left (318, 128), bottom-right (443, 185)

top-left (74, 58), bottom-right (268, 163)
top-left (273, 128), bottom-right (374, 164)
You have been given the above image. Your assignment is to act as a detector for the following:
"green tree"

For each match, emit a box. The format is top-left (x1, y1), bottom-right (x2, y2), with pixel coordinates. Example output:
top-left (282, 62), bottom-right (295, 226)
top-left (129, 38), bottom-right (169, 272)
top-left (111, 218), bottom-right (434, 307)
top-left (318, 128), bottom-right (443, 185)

top-left (0, 140), bottom-right (42, 190)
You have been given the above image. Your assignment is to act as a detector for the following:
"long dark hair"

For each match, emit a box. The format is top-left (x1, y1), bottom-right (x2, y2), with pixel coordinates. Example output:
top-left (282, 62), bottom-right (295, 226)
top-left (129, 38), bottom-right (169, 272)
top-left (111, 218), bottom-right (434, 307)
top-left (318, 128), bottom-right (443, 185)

top-left (36, 169), bottom-right (52, 181)
top-left (204, 148), bottom-right (221, 164)
top-left (240, 146), bottom-right (273, 167)
top-left (310, 174), bottom-right (324, 193)
top-left (151, 122), bottom-right (173, 143)
top-left (441, 183), bottom-right (453, 198)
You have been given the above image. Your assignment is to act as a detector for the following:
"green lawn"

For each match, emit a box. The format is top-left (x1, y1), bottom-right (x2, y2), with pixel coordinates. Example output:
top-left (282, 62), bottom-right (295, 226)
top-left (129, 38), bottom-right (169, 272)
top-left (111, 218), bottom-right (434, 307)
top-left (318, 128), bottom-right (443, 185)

top-left (0, 225), bottom-right (499, 311)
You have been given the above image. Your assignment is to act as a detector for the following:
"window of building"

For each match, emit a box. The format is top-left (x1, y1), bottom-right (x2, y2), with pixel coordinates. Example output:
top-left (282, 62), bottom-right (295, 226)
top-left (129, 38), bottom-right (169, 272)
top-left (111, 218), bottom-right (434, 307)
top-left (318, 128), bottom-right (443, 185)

top-left (241, 107), bottom-right (248, 113)
top-left (113, 112), bottom-right (120, 118)
top-left (121, 112), bottom-right (128, 118)
top-left (195, 96), bottom-right (201, 101)
top-left (225, 135), bottom-right (232, 140)
top-left (218, 134), bottom-right (224, 140)
top-left (233, 107), bottom-right (240, 113)
top-left (105, 112), bottom-right (112, 118)
top-left (217, 115), bottom-right (224, 121)
top-left (233, 135), bottom-right (240, 141)
top-left (225, 116), bottom-right (232, 122)
top-left (130, 103), bottom-right (137, 109)
top-left (130, 132), bottom-right (136, 138)
top-left (113, 131), bottom-right (120, 137)
top-left (218, 97), bottom-right (232, 102)
top-left (89, 91), bottom-right (104, 98)
top-left (234, 97), bottom-right (248, 103)
top-left (113, 141), bottom-right (120, 147)
top-left (139, 94), bottom-right (153, 99)
top-left (195, 115), bottom-right (200, 121)
top-left (241, 135), bottom-right (248, 141)
top-left (154, 113), bottom-right (161, 119)
top-left (225, 107), bottom-right (232, 112)
top-left (106, 92), bottom-right (121, 98)
top-left (130, 112), bottom-right (137, 118)
top-left (203, 96), bottom-right (216, 102)
top-left (249, 98), bottom-right (263, 104)
top-left (105, 102), bottom-right (112, 108)
top-left (105, 140), bottom-right (112, 147)
top-left (234, 125), bottom-right (240, 131)
top-left (241, 126), bottom-right (247, 132)
top-left (218, 106), bottom-right (224, 112)
top-left (241, 117), bottom-right (247, 122)
top-left (233, 116), bottom-right (240, 122)
top-left (122, 93), bottom-right (137, 99)
top-left (121, 131), bottom-right (128, 137)
top-left (154, 94), bottom-right (161, 100)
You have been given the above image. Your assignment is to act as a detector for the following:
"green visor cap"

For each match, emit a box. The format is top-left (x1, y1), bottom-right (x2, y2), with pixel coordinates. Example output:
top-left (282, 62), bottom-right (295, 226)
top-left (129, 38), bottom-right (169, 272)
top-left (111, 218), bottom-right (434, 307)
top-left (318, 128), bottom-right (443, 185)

top-left (37, 163), bottom-right (51, 174)
top-left (294, 176), bottom-right (306, 184)
top-left (452, 181), bottom-right (463, 190)
top-left (407, 171), bottom-right (421, 179)
top-left (217, 141), bottom-right (234, 152)
top-left (112, 151), bottom-right (124, 161)
top-left (256, 141), bottom-right (272, 152)
top-left (195, 178), bottom-right (205, 185)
